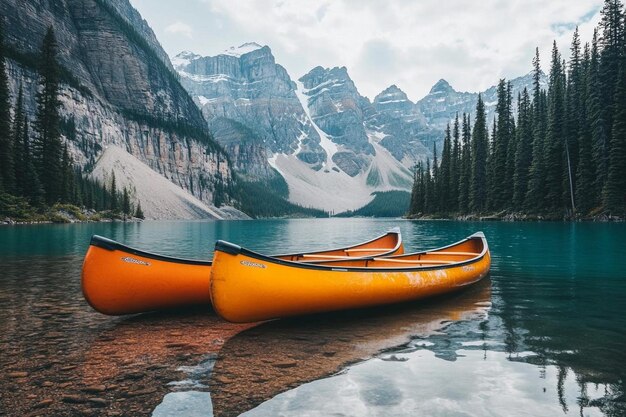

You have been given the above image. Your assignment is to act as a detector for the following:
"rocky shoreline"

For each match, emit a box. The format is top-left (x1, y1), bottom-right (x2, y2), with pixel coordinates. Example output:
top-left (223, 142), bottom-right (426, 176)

top-left (406, 211), bottom-right (624, 222)
top-left (1, 205), bottom-right (143, 226)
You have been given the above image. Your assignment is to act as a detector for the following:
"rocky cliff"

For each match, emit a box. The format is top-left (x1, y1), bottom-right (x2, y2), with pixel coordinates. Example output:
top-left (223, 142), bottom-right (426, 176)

top-left (1, 0), bottom-right (235, 213)
top-left (368, 85), bottom-right (435, 166)
top-left (298, 66), bottom-right (374, 176)
top-left (417, 72), bottom-right (546, 135)
top-left (174, 44), bottom-right (324, 180)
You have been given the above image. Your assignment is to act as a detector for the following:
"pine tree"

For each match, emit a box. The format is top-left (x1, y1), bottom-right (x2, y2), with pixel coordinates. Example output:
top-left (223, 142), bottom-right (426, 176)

top-left (409, 162), bottom-right (425, 215)
top-left (135, 201), bottom-right (145, 219)
top-left (61, 144), bottom-right (72, 203)
top-left (513, 88), bottom-right (533, 207)
top-left (110, 171), bottom-right (118, 212)
top-left (603, 33), bottom-right (626, 215)
top-left (544, 42), bottom-right (566, 213)
top-left (458, 114), bottom-right (471, 213)
top-left (491, 79), bottom-right (513, 210)
top-left (122, 187), bottom-right (131, 217)
top-left (34, 27), bottom-right (63, 204)
top-left (576, 44), bottom-right (597, 215)
top-left (470, 95), bottom-right (489, 212)
top-left (22, 118), bottom-right (44, 206)
top-left (450, 114), bottom-right (461, 210)
top-left (598, 0), bottom-right (624, 149)
top-left (526, 49), bottom-right (548, 212)
top-left (0, 20), bottom-right (14, 193)
top-left (12, 85), bottom-right (25, 196)
top-left (431, 143), bottom-right (438, 213)
top-left (565, 27), bottom-right (583, 201)
top-left (439, 124), bottom-right (452, 211)
top-left (585, 30), bottom-right (609, 206)
top-left (424, 158), bottom-right (433, 213)
top-left (505, 82), bottom-right (517, 209)
top-left (486, 118), bottom-right (497, 210)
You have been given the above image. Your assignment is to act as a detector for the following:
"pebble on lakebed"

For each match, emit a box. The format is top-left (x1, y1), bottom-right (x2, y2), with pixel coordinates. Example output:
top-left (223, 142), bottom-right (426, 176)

top-left (0, 303), bottom-right (254, 417)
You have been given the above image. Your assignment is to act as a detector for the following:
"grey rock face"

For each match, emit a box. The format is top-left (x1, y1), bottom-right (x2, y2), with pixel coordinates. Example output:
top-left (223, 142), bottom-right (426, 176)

top-left (299, 66), bottom-right (374, 175)
top-left (1, 0), bottom-right (233, 207)
top-left (174, 45), bottom-right (325, 178)
top-left (417, 73), bottom-right (545, 135)
top-left (416, 79), bottom-right (477, 135)
top-left (367, 85), bottom-right (434, 166)
top-left (299, 67), bottom-right (372, 151)
top-left (207, 117), bottom-right (275, 179)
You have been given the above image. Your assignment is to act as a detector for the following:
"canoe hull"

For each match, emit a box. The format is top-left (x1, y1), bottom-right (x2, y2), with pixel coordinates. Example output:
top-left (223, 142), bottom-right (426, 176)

top-left (81, 245), bottom-right (212, 315)
top-left (210, 235), bottom-right (491, 323)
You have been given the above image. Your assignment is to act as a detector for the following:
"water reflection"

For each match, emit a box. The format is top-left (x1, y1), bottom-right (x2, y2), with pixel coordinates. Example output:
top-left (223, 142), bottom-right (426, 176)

top-left (159, 281), bottom-right (491, 417)
top-left (241, 349), bottom-right (608, 417)
top-left (1, 219), bottom-right (625, 416)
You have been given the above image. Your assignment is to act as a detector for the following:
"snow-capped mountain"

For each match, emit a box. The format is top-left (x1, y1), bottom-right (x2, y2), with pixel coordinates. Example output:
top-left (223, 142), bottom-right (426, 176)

top-left (417, 72), bottom-right (547, 132)
top-left (173, 44), bottom-right (325, 180)
top-left (173, 46), bottom-right (414, 212)
top-left (172, 44), bottom-right (538, 212)
top-left (368, 85), bottom-right (436, 166)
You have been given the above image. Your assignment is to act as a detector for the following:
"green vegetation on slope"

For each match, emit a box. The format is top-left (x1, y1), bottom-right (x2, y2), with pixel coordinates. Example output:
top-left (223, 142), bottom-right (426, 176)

top-left (234, 179), bottom-right (327, 218)
top-left (336, 191), bottom-right (411, 218)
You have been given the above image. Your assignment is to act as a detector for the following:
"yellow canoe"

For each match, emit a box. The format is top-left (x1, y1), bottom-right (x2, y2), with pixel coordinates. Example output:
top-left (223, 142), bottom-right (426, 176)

top-left (81, 229), bottom-right (403, 315)
top-left (210, 232), bottom-right (490, 323)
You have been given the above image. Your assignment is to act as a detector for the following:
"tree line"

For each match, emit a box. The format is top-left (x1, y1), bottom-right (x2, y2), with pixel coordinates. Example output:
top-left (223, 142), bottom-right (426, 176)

top-left (410, 0), bottom-right (626, 219)
top-left (0, 24), bottom-right (143, 220)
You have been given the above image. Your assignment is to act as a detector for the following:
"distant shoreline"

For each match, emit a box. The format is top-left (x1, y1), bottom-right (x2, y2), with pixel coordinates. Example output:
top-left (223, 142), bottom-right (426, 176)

top-left (405, 212), bottom-right (624, 222)
top-left (1, 204), bottom-right (143, 226)
top-left (1, 218), bottom-right (142, 226)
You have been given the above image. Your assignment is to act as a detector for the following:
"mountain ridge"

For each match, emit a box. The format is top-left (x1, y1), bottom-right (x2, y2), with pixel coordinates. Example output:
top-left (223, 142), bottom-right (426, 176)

top-left (172, 43), bottom-right (538, 212)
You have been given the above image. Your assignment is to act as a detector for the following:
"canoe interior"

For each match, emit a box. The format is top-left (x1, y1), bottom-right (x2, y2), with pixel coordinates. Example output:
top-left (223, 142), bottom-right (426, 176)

top-left (287, 234), bottom-right (486, 270)
top-left (275, 229), bottom-right (402, 262)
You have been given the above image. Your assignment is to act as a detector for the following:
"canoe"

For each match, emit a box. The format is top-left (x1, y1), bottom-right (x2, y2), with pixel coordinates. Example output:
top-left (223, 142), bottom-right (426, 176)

top-left (81, 229), bottom-right (403, 315)
top-left (210, 232), bottom-right (490, 323)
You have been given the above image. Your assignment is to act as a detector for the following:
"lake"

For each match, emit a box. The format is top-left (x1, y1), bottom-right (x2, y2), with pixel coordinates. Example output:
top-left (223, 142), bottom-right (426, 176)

top-left (0, 219), bottom-right (624, 417)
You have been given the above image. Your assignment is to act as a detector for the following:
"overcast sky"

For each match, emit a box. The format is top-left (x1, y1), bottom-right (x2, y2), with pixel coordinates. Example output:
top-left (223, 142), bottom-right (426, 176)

top-left (129, 0), bottom-right (603, 101)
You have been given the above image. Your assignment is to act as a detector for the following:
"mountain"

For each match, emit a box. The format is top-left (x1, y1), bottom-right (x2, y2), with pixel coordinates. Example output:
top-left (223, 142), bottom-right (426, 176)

top-left (173, 44), bottom-right (323, 181)
top-left (1, 0), bottom-right (240, 217)
top-left (175, 47), bottom-right (414, 212)
top-left (417, 72), bottom-right (547, 132)
top-left (368, 85), bottom-right (435, 166)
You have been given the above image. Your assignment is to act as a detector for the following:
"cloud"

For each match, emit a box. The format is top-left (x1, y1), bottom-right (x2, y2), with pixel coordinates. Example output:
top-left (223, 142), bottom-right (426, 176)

top-left (135, 0), bottom-right (604, 100)
top-left (164, 21), bottom-right (193, 38)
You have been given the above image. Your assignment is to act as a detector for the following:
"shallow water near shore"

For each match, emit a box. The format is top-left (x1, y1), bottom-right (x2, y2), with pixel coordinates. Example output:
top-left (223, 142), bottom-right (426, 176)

top-left (0, 219), bottom-right (625, 416)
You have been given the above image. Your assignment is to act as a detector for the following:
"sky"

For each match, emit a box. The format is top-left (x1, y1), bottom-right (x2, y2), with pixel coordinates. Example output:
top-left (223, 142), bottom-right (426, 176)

top-left (129, 0), bottom-right (604, 101)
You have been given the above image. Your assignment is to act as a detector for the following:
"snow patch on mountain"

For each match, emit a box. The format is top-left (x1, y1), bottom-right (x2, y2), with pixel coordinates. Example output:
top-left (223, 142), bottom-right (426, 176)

top-left (221, 42), bottom-right (263, 57)
top-left (294, 80), bottom-right (338, 169)
top-left (171, 50), bottom-right (201, 70)
top-left (268, 153), bottom-right (374, 213)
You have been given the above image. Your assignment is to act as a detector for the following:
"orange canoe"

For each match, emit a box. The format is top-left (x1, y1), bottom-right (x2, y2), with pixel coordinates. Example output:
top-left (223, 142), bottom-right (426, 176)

top-left (81, 229), bottom-right (403, 315)
top-left (210, 232), bottom-right (490, 323)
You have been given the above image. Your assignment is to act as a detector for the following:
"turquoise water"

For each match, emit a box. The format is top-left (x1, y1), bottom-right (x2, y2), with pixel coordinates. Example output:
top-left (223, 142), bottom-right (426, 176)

top-left (1, 219), bottom-right (625, 416)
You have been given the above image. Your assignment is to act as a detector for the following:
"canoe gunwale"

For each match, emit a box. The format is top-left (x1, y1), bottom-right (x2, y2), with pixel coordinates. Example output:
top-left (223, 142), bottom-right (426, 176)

top-left (213, 232), bottom-right (489, 273)
top-left (87, 227), bottom-right (402, 267)
top-left (271, 227), bottom-right (402, 259)
top-left (89, 235), bottom-right (213, 266)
